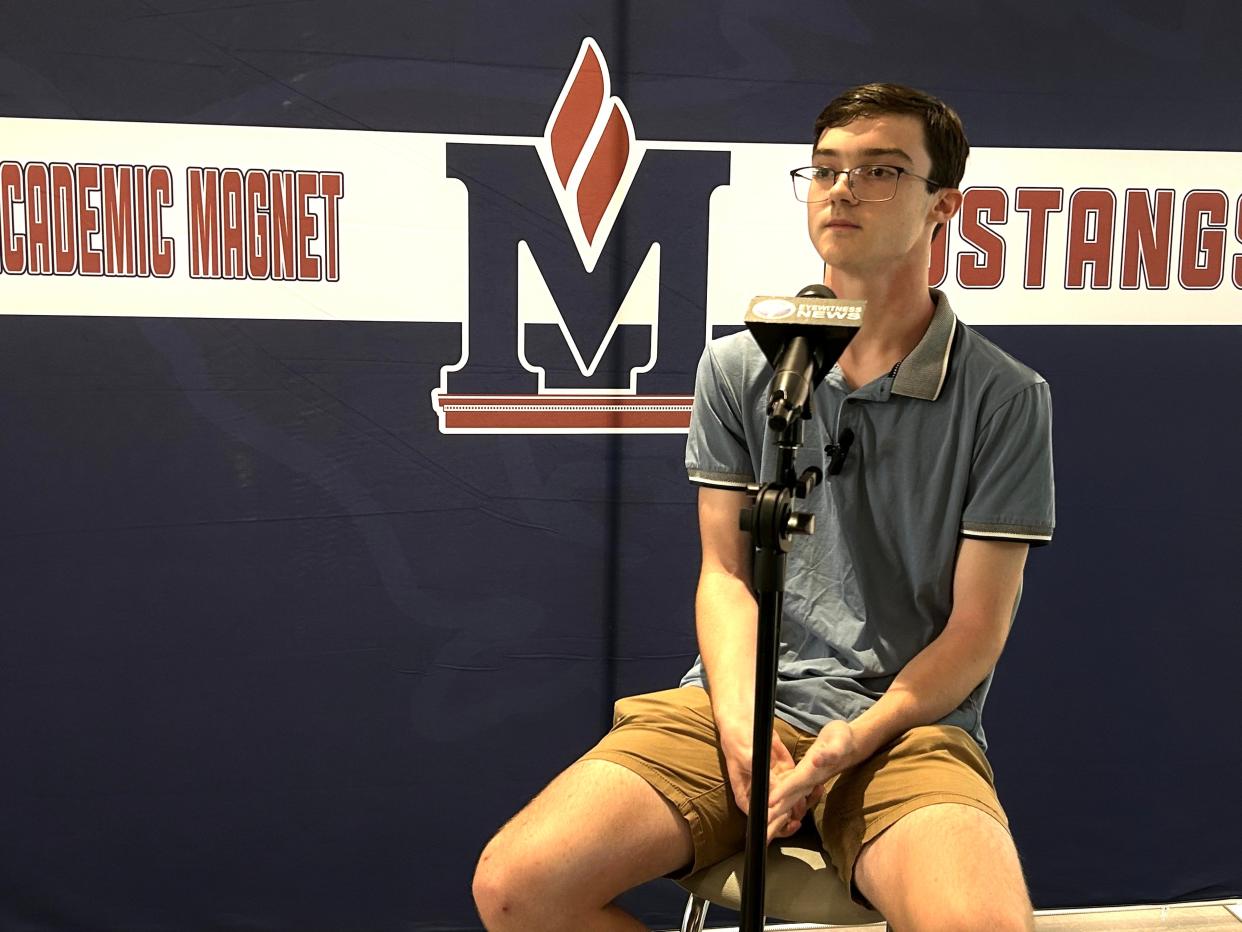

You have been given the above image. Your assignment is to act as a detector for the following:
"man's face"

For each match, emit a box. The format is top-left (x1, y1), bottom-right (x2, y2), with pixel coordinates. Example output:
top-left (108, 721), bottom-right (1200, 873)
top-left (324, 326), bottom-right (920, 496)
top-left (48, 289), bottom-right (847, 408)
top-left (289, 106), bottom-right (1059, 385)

top-left (807, 113), bottom-right (954, 275)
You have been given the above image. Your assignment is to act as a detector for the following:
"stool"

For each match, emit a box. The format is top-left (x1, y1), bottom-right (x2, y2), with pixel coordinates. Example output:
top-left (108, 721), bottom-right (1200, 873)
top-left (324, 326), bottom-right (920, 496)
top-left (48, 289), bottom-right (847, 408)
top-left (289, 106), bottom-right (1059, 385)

top-left (676, 828), bottom-right (887, 931)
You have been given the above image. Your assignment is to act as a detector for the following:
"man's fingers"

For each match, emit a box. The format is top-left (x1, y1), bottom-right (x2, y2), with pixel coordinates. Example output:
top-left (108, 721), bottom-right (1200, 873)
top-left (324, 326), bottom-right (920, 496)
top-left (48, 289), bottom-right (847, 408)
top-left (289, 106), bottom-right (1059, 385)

top-left (768, 770), bottom-right (806, 813)
top-left (766, 773), bottom-right (822, 841)
top-left (791, 795), bottom-right (808, 822)
top-left (767, 792), bottom-right (797, 822)
top-left (730, 771), bottom-right (752, 815)
top-left (734, 786), bottom-right (751, 816)
top-left (766, 807), bottom-right (814, 842)
top-left (767, 813), bottom-right (802, 843)
top-left (770, 733), bottom-right (795, 769)
top-left (766, 782), bottom-right (788, 816)
top-left (769, 768), bottom-right (827, 816)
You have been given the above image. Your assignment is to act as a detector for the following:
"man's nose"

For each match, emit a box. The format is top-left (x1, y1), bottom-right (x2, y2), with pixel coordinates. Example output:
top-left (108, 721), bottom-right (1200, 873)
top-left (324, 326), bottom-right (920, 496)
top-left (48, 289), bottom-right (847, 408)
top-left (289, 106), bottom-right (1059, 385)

top-left (827, 169), bottom-right (858, 203)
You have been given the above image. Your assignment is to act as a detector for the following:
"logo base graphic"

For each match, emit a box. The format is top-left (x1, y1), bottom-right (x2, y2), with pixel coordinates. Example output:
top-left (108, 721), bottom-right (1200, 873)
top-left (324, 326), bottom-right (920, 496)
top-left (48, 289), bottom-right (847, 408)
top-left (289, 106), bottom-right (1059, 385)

top-left (435, 393), bottom-right (692, 432)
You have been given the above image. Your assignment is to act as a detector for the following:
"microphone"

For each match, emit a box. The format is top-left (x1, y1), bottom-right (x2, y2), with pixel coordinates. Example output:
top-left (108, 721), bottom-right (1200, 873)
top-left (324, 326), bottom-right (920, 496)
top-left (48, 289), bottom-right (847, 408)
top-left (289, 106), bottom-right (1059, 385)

top-left (744, 285), bottom-right (865, 432)
top-left (825, 427), bottom-right (854, 475)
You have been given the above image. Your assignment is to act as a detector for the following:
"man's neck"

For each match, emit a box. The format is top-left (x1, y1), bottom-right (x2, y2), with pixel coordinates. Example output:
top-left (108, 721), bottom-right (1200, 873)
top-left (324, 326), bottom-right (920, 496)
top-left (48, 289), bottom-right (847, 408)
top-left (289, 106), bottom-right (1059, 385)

top-left (824, 261), bottom-right (935, 359)
top-left (822, 260), bottom-right (936, 390)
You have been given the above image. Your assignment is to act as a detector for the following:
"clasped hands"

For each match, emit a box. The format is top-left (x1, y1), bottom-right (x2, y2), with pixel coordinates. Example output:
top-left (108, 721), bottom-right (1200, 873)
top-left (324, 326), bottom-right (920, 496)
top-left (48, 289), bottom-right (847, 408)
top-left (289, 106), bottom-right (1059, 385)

top-left (722, 718), bottom-right (860, 844)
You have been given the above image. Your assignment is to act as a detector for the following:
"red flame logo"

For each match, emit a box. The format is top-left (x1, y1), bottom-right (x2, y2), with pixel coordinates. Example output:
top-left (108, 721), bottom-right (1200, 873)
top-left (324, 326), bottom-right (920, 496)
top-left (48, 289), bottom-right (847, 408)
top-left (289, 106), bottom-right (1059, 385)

top-left (544, 40), bottom-right (636, 248)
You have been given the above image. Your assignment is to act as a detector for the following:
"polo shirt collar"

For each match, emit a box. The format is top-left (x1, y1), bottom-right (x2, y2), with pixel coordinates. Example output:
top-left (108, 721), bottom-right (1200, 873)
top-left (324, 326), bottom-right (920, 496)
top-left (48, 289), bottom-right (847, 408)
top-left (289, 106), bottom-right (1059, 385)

top-left (891, 288), bottom-right (957, 401)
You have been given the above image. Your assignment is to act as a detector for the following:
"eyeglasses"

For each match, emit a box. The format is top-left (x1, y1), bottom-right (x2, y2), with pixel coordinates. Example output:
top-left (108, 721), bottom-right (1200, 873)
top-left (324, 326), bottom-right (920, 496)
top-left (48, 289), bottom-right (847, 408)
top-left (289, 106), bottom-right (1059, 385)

top-left (789, 165), bottom-right (943, 203)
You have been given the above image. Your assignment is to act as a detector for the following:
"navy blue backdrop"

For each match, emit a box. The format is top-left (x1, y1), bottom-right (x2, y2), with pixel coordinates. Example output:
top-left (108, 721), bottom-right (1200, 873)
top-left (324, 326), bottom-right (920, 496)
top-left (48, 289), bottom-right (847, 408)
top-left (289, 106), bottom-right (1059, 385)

top-left (2, 3), bottom-right (1241, 930)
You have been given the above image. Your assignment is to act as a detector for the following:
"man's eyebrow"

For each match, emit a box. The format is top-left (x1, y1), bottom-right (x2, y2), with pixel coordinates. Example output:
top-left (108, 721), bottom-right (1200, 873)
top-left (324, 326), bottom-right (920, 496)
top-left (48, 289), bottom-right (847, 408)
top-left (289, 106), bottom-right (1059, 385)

top-left (813, 147), bottom-right (915, 164)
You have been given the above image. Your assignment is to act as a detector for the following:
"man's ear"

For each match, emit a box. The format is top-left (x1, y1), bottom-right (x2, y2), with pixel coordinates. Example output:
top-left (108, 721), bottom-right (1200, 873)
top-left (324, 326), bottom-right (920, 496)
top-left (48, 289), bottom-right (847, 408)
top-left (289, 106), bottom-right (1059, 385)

top-left (930, 186), bottom-right (963, 227)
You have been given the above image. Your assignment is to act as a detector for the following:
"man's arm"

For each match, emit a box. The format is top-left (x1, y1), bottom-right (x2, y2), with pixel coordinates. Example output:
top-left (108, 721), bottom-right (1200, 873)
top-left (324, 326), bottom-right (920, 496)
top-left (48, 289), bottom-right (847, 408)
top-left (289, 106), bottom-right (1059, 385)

top-left (849, 536), bottom-right (1028, 757)
top-left (696, 486), bottom-right (816, 833)
top-left (766, 536), bottom-right (1028, 836)
top-left (695, 486), bottom-right (758, 728)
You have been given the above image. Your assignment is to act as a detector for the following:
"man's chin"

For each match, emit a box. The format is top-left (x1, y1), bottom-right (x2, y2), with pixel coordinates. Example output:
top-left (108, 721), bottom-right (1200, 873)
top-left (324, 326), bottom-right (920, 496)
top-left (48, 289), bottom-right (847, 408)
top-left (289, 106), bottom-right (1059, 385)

top-left (818, 247), bottom-right (864, 274)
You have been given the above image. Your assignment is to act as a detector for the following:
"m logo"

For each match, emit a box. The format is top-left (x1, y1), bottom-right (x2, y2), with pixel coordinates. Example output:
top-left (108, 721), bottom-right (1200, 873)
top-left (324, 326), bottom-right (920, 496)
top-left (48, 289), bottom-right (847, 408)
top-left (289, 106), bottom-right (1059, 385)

top-left (432, 38), bottom-right (730, 432)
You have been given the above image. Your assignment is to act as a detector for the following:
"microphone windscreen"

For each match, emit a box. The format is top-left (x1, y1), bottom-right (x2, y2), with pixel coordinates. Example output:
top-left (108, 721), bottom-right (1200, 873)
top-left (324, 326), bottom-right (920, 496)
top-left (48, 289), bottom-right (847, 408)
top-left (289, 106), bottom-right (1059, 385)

top-left (743, 290), bottom-right (865, 372)
top-left (797, 283), bottom-right (836, 299)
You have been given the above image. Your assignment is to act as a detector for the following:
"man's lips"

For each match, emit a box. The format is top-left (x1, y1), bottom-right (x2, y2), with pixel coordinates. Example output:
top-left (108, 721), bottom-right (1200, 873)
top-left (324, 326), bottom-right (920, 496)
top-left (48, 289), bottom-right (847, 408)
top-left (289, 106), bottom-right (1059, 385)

top-left (825, 220), bottom-right (860, 229)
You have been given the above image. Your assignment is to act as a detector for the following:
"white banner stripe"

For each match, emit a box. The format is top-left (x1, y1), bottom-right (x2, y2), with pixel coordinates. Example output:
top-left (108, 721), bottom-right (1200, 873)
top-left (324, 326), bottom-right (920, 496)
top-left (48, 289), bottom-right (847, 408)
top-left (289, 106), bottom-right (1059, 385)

top-left (0, 117), bottom-right (1240, 325)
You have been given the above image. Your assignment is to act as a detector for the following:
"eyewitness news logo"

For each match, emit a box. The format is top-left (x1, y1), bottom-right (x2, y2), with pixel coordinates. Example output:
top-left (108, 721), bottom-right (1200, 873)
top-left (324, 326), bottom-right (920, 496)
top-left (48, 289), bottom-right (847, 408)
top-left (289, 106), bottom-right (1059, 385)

top-left (2, 37), bottom-right (1242, 434)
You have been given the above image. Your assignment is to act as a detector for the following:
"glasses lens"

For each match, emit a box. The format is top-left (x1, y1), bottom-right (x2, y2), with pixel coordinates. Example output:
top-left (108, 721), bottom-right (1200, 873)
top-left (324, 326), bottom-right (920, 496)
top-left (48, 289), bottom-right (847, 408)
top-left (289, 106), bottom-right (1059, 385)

top-left (791, 170), bottom-right (814, 202)
top-left (851, 166), bottom-right (900, 201)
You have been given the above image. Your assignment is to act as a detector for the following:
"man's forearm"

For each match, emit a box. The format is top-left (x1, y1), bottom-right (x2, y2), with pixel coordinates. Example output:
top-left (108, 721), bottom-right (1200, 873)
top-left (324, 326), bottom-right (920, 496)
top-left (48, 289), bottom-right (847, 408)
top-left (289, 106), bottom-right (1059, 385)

top-left (695, 570), bottom-right (759, 726)
top-left (846, 538), bottom-right (1027, 760)
top-left (848, 619), bottom-right (1007, 759)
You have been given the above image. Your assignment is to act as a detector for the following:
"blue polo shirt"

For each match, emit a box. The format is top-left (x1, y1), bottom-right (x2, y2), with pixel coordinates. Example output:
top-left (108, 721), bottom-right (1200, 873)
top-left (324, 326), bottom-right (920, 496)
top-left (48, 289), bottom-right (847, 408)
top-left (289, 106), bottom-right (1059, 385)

top-left (682, 289), bottom-right (1055, 750)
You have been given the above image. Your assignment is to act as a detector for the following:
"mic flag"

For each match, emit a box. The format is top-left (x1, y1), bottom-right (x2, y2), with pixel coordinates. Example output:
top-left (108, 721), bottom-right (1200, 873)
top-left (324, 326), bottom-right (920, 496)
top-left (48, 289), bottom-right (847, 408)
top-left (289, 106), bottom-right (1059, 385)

top-left (744, 286), bottom-right (865, 431)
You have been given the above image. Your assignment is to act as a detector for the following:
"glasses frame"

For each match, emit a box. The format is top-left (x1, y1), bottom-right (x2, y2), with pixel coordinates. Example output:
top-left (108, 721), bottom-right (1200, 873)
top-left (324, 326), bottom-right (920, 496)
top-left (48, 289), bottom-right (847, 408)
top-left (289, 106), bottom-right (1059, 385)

top-left (789, 164), bottom-right (945, 203)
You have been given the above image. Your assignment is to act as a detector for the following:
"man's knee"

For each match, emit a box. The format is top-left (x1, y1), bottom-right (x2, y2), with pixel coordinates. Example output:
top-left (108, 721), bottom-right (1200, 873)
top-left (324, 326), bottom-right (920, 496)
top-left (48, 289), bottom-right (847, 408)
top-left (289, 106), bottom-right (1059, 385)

top-left (471, 759), bottom-right (692, 928)
top-left (471, 834), bottom-right (526, 929)
top-left (471, 800), bottom-right (559, 925)
top-left (474, 819), bottom-right (570, 929)
top-left (909, 901), bottom-right (1032, 932)
top-left (855, 803), bottom-right (1032, 932)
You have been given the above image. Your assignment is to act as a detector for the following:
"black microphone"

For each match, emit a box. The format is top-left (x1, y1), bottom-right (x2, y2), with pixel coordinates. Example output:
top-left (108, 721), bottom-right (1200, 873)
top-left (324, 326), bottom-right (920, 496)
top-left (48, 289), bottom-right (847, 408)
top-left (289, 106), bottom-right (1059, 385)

top-left (825, 427), bottom-right (854, 475)
top-left (744, 285), bottom-right (865, 432)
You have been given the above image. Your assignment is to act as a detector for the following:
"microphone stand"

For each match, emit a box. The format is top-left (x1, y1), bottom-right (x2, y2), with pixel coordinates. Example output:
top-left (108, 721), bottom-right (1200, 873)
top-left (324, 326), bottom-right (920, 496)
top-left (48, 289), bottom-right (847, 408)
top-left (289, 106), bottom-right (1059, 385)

top-left (737, 404), bottom-right (821, 932)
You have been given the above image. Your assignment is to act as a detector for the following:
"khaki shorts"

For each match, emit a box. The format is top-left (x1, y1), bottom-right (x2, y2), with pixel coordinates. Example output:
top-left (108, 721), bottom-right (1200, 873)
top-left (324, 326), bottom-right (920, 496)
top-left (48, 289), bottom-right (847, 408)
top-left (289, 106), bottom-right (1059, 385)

top-left (578, 685), bottom-right (1008, 908)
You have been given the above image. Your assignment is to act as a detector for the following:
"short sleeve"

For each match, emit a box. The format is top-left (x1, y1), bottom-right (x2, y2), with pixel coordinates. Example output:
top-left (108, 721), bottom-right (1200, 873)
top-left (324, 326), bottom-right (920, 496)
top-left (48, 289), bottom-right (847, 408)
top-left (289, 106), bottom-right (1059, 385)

top-left (961, 380), bottom-right (1055, 546)
top-left (685, 342), bottom-right (755, 489)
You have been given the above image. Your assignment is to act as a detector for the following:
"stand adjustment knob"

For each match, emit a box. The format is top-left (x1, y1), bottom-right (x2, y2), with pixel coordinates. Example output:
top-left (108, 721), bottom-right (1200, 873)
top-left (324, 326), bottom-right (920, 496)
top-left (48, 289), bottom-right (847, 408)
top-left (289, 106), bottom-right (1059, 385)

top-left (787, 511), bottom-right (815, 535)
top-left (795, 466), bottom-right (822, 498)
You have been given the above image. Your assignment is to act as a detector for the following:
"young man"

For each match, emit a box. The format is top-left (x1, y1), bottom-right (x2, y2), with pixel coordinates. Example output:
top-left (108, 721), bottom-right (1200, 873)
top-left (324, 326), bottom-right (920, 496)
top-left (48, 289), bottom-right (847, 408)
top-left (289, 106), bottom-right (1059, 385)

top-left (473, 83), bottom-right (1054, 932)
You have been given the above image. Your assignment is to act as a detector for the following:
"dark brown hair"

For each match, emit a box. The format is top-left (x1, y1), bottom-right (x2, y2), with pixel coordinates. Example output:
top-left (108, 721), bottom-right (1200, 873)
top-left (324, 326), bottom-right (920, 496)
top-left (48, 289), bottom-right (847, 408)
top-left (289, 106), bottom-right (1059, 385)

top-left (812, 82), bottom-right (969, 191)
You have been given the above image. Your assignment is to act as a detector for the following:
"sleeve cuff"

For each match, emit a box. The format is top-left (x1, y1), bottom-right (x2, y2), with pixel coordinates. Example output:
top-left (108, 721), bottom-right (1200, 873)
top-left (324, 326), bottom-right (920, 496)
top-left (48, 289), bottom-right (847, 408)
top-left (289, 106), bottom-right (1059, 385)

top-left (961, 521), bottom-right (1053, 546)
top-left (687, 468), bottom-right (754, 490)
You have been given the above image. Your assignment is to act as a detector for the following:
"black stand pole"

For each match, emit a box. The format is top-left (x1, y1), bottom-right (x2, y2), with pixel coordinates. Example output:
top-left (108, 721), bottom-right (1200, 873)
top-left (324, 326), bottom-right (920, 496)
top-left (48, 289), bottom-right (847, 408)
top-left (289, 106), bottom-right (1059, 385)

top-left (738, 415), bottom-right (821, 932)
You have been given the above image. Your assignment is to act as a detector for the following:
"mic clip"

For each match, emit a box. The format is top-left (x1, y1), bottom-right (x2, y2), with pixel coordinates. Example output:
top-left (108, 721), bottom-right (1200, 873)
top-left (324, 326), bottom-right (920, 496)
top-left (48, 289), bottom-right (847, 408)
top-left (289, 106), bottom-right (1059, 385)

top-left (824, 427), bottom-right (855, 476)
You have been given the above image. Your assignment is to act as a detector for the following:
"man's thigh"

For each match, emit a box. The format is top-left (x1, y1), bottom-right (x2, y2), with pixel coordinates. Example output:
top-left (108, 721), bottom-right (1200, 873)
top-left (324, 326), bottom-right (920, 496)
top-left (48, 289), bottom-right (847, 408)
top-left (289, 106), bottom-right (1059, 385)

top-left (578, 685), bottom-right (776, 877)
top-left (477, 685), bottom-right (762, 904)
top-left (813, 723), bottom-right (1032, 931)
top-left (854, 802), bottom-right (1033, 932)
top-left (477, 757), bottom-right (694, 906)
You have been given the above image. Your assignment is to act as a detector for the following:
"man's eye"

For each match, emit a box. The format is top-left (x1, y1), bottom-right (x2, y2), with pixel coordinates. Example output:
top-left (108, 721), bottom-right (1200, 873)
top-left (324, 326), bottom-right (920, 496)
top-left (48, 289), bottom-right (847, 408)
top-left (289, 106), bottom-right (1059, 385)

top-left (864, 166), bottom-right (897, 179)
top-left (811, 168), bottom-right (835, 180)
